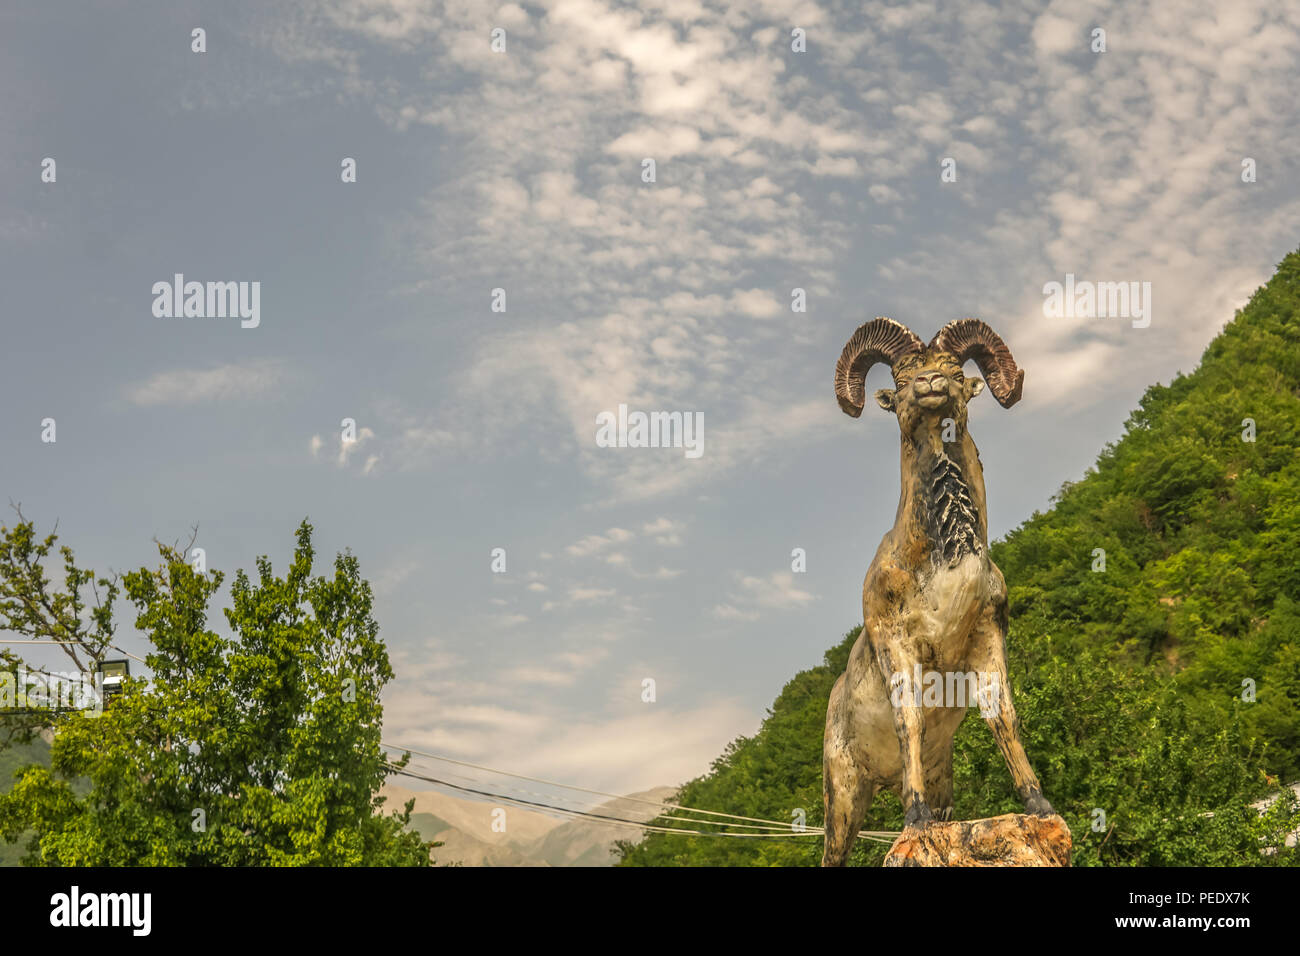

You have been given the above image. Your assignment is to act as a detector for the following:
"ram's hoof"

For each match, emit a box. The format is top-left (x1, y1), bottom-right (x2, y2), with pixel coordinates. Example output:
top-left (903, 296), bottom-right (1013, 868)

top-left (1024, 791), bottom-right (1055, 817)
top-left (903, 798), bottom-right (935, 829)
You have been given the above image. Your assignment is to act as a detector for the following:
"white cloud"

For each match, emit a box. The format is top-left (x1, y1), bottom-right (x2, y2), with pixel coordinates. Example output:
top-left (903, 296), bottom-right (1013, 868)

top-left (268, 0), bottom-right (888, 502)
top-left (565, 527), bottom-right (634, 556)
top-left (712, 570), bottom-right (817, 620)
top-left (729, 287), bottom-right (783, 319)
top-left (605, 124), bottom-right (702, 159)
top-left (1031, 13), bottom-right (1079, 56)
top-left (868, 183), bottom-right (903, 204)
top-left (641, 516), bottom-right (685, 545)
top-left (309, 424), bottom-right (382, 474)
top-left (711, 603), bottom-right (759, 622)
top-left (743, 571), bottom-right (816, 609)
top-left (500, 665), bottom-right (578, 687)
top-left (372, 558), bottom-right (420, 597)
top-left (127, 360), bottom-right (286, 406)
top-left (282, 0), bottom-right (1300, 468)
top-left (383, 679), bottom-right (758, 793)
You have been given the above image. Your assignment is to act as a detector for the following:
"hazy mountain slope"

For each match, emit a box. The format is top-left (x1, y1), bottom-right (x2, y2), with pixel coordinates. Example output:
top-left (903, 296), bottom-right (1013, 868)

top-left (383, 780), bottom-right (674, 866)
top-left (413, 820), bottom-right (549, 867)
top-left (525, 786), bottom-right (677, 866)
top-left (380, 781), bottom-right (562, 854)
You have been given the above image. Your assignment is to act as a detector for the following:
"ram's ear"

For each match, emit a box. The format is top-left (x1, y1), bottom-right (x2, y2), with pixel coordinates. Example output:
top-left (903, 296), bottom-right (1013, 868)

top-left (874, 389), bottom-right (897, 412)
top-left (965, 377), bottom-right (985, 401)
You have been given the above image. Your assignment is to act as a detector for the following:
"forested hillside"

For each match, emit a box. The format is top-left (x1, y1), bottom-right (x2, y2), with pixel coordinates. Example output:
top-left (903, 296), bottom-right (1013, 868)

top-left (619, 251), bottom-right (1300, 867)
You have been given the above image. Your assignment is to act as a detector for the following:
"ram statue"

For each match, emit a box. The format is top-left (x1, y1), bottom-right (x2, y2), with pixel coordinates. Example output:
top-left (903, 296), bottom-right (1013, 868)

top-left (822, 317), bottom-right (1054, 867)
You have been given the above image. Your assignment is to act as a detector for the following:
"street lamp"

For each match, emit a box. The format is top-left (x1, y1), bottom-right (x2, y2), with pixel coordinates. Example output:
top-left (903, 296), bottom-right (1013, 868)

top-left (98, 659), bottom-right (130, 706)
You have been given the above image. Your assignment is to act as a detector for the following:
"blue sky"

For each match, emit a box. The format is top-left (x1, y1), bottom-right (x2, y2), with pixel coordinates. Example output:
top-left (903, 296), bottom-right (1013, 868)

top-left (3, 0), bottom-right (1299, 795)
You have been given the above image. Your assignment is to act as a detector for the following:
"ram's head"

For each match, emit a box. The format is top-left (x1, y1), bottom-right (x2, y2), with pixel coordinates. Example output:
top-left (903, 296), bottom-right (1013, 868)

top-left (834, 317), bottom-right (1024, 433)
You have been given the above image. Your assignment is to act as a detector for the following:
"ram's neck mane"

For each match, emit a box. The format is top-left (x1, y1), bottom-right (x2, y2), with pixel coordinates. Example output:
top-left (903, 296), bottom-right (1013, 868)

top-left (896, 428), bottom-right (985, 568)
top-left (921, 450), bottom-right (981, 566)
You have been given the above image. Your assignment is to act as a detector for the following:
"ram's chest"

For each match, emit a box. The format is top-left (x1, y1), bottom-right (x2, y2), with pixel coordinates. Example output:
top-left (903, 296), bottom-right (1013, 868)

top-left (903, 554), bottom-right (989, 667)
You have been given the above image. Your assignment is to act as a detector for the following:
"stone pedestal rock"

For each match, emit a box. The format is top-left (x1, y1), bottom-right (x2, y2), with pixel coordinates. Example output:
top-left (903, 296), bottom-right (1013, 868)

top-left (883, 813), bottom-right (1072, 867)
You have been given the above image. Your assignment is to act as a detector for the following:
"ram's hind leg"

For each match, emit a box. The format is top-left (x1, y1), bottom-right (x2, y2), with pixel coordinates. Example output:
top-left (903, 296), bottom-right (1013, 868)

top-left (822, 676), bottom-right (877, 867)
top-left (822, 742), bottom-right (876, 867)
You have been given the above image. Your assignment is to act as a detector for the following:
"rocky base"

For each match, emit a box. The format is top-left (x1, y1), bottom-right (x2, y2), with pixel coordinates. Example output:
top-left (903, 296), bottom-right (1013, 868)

top-left (883, 812), bottom-right (1072, 867)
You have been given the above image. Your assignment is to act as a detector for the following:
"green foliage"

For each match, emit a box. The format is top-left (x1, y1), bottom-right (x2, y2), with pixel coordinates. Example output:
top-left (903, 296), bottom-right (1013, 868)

top-left (0, 509), bottom-right (120, 673)
top-left (0, 736), bottom-right (50, 866)
top-left (0, 506), bottom-right (122, 745)
top-left (0, 520), bottom-right (432, 866)
top-left (621, 250), bottom-right (1300, 866)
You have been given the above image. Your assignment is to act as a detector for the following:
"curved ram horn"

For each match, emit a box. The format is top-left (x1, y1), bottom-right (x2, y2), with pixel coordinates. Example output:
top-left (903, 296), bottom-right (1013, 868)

top-left (835, 317), bottom-right (924, 418)
top-left (929, 318), bottom-right (1025, 409)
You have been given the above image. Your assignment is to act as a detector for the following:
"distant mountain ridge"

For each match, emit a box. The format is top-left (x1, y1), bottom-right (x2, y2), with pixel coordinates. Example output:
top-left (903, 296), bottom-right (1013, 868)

top-left (381, 781), bottom-right (676, 866)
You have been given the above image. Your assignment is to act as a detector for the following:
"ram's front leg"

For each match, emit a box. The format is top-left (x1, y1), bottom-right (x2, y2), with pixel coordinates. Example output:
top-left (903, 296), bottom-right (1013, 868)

top-left (969, 611), bottom-right (1055, 817)
top-left (872, 635), bottom-right (932, 828)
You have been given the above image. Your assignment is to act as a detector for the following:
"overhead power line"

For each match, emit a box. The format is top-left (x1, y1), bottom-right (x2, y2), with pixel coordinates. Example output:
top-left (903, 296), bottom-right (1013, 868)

top-left (0, 638), bottom-right (148, 665)
top-left (388, 763), bottom-right (894, 843)
top-left (395, 752), bottom-right (821, 835)
top-left (385, 741), bottom-right (808, 830)
top-left (382, 742), bottom-right (901, 842)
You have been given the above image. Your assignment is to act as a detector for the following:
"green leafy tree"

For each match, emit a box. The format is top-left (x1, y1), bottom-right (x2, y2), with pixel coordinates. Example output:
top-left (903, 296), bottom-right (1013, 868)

top-left (0, 506), bottom-right (121, 748)
top-left (0, 519), bottom-right (433, 866)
